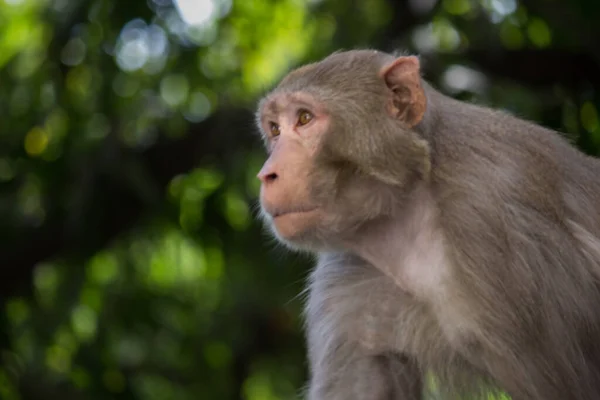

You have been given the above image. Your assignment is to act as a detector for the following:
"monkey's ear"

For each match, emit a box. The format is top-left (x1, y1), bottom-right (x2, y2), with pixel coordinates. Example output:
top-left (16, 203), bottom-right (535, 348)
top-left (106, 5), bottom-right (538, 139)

top-left (380, 56), bottom-right (426, 127)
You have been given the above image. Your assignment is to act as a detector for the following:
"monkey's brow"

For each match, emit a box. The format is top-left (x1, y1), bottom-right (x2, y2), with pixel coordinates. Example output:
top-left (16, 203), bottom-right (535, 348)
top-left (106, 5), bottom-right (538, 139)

top-left (264, 98), bottom-right (280, 117)
top-left (261, 93), bottom-right (317, 120)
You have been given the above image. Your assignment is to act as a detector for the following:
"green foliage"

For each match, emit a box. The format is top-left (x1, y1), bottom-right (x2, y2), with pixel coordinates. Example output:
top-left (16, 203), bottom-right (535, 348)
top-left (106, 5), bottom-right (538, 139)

top-left (1, 0), bottom-right (600, 399)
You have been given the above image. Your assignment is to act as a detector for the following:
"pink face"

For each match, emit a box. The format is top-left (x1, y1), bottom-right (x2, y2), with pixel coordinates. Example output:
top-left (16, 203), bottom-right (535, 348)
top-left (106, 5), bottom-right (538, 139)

top-left (256, 92), bottom-right (330, 242)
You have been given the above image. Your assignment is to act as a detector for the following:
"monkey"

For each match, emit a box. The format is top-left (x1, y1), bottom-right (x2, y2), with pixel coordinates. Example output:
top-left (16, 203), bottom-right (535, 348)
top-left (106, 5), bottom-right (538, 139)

top-left (255, 49), bottom-right (600, 400)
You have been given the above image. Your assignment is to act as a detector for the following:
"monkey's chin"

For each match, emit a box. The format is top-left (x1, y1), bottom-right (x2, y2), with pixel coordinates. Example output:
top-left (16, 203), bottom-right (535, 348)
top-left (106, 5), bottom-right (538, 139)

top-left (272, 209), bottom-right (321, 243)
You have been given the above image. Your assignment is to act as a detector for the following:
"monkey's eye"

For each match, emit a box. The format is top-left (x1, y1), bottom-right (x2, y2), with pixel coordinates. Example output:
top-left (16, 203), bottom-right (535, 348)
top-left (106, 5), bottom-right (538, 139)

top-left (297, 110), bottom-right (313, 126)
top-left (269, 122), bottom-right (281, 137)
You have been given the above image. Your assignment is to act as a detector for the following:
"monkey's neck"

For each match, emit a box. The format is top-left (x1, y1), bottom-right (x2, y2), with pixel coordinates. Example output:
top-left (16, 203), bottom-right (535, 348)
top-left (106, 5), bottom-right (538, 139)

top-left (343, 186), bottom-right (448, 297)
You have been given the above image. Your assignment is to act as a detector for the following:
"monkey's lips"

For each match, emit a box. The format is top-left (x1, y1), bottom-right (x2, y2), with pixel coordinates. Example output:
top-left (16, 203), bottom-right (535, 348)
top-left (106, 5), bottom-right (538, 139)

top-left (270, 207), bottom-right (320, 238)
top-left (271, 207), bottom-right (319, 218)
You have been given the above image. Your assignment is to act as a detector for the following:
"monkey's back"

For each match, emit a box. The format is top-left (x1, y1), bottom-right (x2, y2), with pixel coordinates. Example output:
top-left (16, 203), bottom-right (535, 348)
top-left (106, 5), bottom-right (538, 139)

top-left (430, 91), bottom-right (600, 237)
top-left (427, 89), bottom-right (600, 398)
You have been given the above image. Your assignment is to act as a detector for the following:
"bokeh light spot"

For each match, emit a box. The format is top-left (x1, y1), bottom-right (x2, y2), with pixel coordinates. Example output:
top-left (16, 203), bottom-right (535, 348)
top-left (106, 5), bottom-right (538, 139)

top-left (160, 74), bottom-right (190, 108)
top-left (581, 102), bottom-right (599, 133)
top-left (24, 126), bottom-right (49, 156)
top-left (527, 17), bottom-right (551, 48)
top-left (175, 0), bottom-right (216, 26)
top-left (71, 304), bottom-right (98, 342)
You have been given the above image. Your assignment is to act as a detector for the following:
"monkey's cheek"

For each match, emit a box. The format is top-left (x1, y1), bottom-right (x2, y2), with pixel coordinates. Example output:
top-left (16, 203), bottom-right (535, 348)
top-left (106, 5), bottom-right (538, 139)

top-left (272, 210), bottom-right (320, 240)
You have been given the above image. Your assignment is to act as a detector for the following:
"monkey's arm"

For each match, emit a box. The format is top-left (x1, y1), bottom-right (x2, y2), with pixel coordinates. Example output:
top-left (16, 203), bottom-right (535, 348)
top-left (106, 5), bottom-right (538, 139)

top-left (305, 253), bottom-right (423, 400)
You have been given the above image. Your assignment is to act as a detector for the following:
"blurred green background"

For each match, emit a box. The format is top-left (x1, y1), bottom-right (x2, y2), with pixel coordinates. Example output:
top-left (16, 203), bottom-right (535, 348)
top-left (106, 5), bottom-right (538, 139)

top-left (1, 0), bottom-right (600, 398)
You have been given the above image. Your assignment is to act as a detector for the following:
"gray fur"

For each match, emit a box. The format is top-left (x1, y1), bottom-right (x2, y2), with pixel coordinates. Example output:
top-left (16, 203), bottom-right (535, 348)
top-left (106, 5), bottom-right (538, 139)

top-left (257, 49), bottom-right (600, 399)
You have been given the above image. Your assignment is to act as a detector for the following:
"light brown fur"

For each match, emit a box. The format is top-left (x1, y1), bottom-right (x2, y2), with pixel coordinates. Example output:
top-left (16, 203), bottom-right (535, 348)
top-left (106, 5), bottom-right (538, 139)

top-left (256, 49), bottom-right (600, 399)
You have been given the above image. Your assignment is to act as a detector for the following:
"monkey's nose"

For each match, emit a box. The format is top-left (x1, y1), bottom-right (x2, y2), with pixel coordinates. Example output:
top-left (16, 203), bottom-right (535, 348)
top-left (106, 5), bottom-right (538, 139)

top-left (257, 168), bottom-right (278, 184)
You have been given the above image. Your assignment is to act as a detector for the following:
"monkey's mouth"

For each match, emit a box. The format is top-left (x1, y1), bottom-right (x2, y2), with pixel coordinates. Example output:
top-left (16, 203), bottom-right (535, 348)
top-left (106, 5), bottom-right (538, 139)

top-left (272, 207), bottom-right (318, 218)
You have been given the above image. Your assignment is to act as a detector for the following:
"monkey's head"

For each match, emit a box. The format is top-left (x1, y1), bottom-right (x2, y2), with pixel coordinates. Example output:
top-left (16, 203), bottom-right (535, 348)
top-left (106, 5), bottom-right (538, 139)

top-left (256, 50), bottom-right (431, 251)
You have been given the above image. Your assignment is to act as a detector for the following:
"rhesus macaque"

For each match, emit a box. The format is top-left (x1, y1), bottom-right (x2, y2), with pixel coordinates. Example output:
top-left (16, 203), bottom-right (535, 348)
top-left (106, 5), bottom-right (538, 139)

top-left (255, 49), bottom-right (600, 400)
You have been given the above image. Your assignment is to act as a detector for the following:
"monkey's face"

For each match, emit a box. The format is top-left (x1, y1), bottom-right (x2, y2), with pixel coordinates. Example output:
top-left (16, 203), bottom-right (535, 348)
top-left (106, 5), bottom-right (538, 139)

top-left (255, 90), bottom-right (403, 251)
top-left (256, 91), bottom-right (334, 250)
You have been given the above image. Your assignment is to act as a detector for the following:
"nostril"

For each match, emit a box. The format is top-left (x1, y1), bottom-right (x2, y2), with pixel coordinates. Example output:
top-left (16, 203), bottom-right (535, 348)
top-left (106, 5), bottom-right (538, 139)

top-left (257, 163), bottom-right (279, 184)
top-left (258, 169), bottom-right (278, 184)
top-left (264, 172), bottom-right (278, 183)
